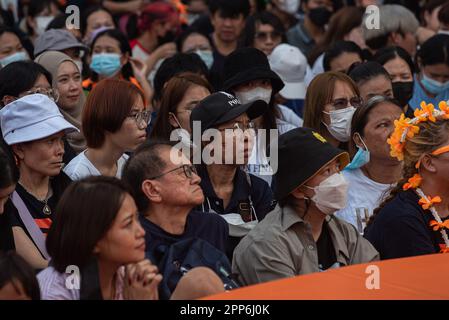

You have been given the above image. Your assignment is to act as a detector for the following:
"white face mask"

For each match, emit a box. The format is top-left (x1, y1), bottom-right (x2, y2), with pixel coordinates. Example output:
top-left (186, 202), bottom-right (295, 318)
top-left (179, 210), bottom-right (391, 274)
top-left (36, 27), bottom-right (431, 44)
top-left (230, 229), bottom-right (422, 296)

top-left (235, 87), bottom-right (272, 105)
top-left (322, 106), bottom-right (356, 142)
top-left (35, 16), bottom-right (54, 36)
top-left (278, 0), bottom-right (300, 14)
top-left (305, 172), bottom-right (348, 215)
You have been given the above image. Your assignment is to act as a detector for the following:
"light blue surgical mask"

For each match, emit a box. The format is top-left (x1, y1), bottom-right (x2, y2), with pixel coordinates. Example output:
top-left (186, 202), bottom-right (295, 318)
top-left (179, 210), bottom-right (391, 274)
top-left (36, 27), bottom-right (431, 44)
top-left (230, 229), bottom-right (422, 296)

top-left (195, 49), bottom-right (214, 69)
top-left (0, 51), bottom-right (28, 67)
top-left (89, 53), bottom-right (122, 77)
top-left (345, 133), bottom-right (370, 170)
top-left (421, 73), bottom-right (449, 95)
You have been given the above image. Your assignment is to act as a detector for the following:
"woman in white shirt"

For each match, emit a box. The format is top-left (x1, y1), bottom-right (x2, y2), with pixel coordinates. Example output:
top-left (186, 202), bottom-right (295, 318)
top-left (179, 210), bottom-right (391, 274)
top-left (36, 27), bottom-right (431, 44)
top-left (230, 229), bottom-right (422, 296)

top-left (335, 96), bottom-right (403, 232)
top-left (64, 79), bottom-right (150, 180)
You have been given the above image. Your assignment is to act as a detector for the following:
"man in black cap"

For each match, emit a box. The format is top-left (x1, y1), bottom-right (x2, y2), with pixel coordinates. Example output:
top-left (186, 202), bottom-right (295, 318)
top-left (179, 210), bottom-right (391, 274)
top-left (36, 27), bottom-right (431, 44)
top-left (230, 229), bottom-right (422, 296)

top-left (191, 91), bottom-right (274, 259)
top-left (232, 127), bottom-right (379, 286)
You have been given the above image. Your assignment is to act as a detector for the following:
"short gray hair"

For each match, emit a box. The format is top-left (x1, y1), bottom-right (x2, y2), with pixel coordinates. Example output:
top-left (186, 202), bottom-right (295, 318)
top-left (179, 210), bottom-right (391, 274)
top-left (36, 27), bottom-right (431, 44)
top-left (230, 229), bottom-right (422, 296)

top-left (362, 5), bottom-right (419, 42)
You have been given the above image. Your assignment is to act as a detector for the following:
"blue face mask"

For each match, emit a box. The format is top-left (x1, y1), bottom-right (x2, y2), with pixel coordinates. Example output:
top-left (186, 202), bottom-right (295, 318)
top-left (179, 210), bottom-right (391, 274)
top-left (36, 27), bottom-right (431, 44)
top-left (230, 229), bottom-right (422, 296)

top-left (0, 51), bottom-right (28, 67)
top-left (195, 49), bottom-right (214, 69)
top-left (89, 53), bottom-right (122, 77)
top-left (345, 133), bottom-right (370, 170)
top-left (421, 74), bottom-right (449, 95)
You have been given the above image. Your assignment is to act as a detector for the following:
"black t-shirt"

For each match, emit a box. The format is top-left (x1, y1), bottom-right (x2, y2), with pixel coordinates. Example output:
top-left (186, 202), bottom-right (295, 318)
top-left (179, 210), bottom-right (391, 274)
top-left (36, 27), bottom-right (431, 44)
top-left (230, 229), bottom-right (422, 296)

top-left (6, 172), bottom-right (72, 257)
top-left (0, 200), bottom-right (15, 253)
top-left (140, 210), bottom-right (229, 266)
top-left (317, 222), bottom-right (337, 271)
top-left (365, 189), bottom-right (447, 259)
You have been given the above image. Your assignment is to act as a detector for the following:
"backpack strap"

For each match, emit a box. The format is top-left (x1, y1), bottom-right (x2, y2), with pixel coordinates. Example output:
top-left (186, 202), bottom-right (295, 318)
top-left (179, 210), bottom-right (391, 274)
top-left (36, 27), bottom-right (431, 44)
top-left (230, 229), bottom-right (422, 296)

top-left (11, 191), bottom-right (50, 259)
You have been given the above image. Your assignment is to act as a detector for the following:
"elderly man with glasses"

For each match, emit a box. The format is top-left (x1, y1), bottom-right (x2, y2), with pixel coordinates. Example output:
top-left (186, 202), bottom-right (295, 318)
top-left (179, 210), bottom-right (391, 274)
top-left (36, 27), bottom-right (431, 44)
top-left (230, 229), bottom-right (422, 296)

top-left (122, 140), bottom-right (231, 299)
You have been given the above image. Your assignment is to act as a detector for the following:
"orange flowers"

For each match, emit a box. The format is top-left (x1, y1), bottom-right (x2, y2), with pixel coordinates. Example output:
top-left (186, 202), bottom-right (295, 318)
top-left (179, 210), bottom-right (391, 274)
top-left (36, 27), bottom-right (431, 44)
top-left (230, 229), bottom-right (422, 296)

top-left (388, 114), bottom-right (419, 161)
top-left (429, 220), bottom-right (449, 231)
top-left (439, 101), bottom-right (449, 119)
top-left (403, 174), bottom-right (422, 191)
top-left (418, 196), bottom-right (442, 210)
top-left (439, 244), bottom-right (449, 254)
top-left (414, 102), bottom-right (436, 122)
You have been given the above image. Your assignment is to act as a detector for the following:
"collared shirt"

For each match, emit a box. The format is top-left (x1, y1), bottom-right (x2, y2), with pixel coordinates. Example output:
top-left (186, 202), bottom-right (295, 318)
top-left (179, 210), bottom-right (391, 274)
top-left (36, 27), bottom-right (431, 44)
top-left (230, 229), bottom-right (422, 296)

top-left (286, 21), bottom-right (315, 57)
top-left (232, 205), bottom-right (379, 286)
top-left (196, 165), bottom-right (274, 259)
top-left (196, 165), bottom-right (274, 220)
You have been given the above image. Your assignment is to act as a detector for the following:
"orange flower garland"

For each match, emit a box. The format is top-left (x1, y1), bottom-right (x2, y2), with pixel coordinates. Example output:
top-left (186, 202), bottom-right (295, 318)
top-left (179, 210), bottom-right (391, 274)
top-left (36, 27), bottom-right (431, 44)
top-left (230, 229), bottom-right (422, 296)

top-left (389, 101), bottom-right (449, 253)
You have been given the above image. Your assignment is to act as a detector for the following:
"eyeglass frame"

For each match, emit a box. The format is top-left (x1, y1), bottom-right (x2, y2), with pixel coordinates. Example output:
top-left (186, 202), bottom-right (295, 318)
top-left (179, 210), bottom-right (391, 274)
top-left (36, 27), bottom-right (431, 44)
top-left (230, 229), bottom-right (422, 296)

top-left (326, 96), bottom-right (363, 111)
top-left (22, 88), bottom-right (60, 103)
top-left (147, 164), bottom-right (198, 180)
top-left (217, 121), bottom-right (255, 132)
top-left (254, 30), bottom-right (282, 41)
top-left (128, 109), bottom-right (151, 129)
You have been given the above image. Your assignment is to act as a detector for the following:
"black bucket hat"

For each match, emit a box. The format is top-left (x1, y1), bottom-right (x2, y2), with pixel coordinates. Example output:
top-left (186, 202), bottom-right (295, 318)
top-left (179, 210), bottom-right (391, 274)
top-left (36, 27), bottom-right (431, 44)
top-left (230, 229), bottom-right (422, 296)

top-left (273, 127), bottom-right (350, 200)
top-left (190, 91), bottom-right (268, 134)
top-left (222, 47), bottom-right (284, 94)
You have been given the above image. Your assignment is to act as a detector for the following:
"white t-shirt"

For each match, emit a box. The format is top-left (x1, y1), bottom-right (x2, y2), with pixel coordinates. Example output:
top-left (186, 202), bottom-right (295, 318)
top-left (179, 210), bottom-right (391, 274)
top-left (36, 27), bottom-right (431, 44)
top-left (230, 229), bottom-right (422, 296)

top-left (131, 42), bottom-right (162, 86)
top-left (246, 105), bottom-right (301, 185)
top-left (64, 151), bottom-right (129, 181)
top-left (335, 168), bottom-right (394, 232)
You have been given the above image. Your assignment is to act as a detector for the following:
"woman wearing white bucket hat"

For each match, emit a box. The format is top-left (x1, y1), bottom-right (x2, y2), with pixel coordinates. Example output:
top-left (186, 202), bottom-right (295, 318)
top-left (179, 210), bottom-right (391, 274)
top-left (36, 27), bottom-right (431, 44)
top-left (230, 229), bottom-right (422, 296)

top-left (0, 93), bottom-right (78, 270)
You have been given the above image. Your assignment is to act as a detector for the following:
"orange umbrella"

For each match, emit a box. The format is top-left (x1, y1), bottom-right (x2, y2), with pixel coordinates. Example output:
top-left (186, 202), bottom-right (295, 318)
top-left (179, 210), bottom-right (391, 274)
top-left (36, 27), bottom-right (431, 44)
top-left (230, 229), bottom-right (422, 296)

top-left (205, 253), bottom-right (449, 300)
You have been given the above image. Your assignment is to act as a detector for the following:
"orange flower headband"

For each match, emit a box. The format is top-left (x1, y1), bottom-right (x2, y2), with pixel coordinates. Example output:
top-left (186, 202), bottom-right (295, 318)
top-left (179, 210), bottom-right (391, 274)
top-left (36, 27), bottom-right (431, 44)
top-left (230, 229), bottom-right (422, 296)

top-left (387, 101), bottom-right (449, 161)
top-left (391, 101), bottom-right (449, 253)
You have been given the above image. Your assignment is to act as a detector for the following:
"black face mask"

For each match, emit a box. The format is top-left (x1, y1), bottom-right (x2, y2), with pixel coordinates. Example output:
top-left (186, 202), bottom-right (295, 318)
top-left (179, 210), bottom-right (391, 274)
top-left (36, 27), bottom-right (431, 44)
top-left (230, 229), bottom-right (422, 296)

top-left (392, 81), bottom-right (414, 107)
top-left (157, 30), bottom-right (176, 45)
top-left (308, 7), bottom-right (332, 27)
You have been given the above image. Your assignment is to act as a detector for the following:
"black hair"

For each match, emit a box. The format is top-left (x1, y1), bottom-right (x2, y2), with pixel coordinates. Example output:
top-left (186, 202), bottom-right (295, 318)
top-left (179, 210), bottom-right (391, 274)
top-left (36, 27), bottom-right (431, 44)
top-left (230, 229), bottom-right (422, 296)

top-left (348, 61), bottom-right (391, 85)
top-left (153, 53), bottom-right (208, 102)
top-left (239, 11), bottom-right (286, 48)
top-left (0, 145), bottom-right (19, 189)
top-left (80, 5), bottom-right (113, 37)
top-left (417, 34), bottom-right (449, 68)
top-left (208, 0), bottom-right (250, 18)
top-left (46, 176), bottom-right (131, 273)
top-left (89, 29), bottom-right (133, 82)
top-left (0, 26), bottom-right (34, 59)
top-left (46, 13), bottom-right (70, 31)
top-left (424, 0), bottom-right (447, 13)
top-left (176, 28), bottom-right (212, 52)
top-left (323, 40), bottom-right (363, 72)
top-left (0, 61), bottom-right (52, 107)
top-left (438, 2), bottom-right (449, 25)
top-left (122, 140), bottom-right (177, 213)
top-left (373, 46), bottom-right (415, 75)
top-left (0, 251), bottom-right (40, 300)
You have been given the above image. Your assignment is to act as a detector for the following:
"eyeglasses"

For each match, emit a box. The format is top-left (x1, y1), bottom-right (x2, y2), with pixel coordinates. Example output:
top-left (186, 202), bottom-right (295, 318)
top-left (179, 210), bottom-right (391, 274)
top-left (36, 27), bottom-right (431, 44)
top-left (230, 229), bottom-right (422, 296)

top-left (255, 31), bottom-right (282, 41)
top-left (328, 97), bottom-right (363, 110)
top-left (218, 121), bottom-right (255, 132)
top-left (23, 88), bottom-right (60, 103)
top-left (128, 110), bottom-right (151, 129)
top-left (148, 164), bottom-right (198, 180)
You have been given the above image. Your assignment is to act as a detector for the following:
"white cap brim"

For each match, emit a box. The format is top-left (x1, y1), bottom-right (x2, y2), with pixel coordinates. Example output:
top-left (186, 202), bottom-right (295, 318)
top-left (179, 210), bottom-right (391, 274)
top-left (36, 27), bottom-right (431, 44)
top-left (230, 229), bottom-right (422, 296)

top-left (4, 115), bottom-right (79, 145)
top-left (279, 81), bottom-right (306, 100)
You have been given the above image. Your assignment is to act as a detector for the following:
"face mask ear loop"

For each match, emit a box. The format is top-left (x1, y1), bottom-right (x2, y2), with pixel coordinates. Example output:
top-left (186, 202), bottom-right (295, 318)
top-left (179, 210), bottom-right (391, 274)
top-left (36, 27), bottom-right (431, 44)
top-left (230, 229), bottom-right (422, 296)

top-left (354, 132), bottom-right (369, 152)
top-left (169, 112), bottom-right (184, 131)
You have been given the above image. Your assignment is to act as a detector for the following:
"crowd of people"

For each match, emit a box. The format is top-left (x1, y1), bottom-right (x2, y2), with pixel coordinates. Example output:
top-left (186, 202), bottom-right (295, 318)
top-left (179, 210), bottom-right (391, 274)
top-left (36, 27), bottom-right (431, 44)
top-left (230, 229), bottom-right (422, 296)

top-left (0, 0), bottom-right (449, 300)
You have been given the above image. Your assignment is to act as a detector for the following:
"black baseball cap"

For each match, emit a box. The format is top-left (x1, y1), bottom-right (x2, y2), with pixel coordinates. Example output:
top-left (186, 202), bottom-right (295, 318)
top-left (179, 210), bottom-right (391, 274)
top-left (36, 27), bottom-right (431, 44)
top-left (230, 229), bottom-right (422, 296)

top-left (273, 127), bottom-right (350, 200)
top-left (190, 91), bottom-right (268, 133)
